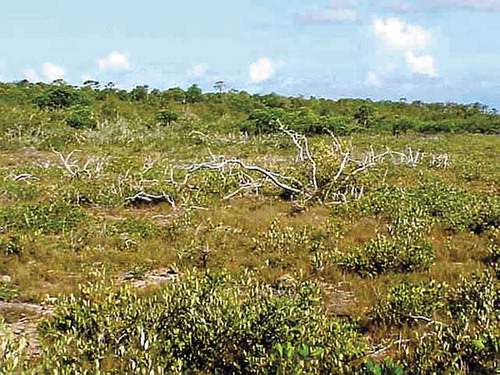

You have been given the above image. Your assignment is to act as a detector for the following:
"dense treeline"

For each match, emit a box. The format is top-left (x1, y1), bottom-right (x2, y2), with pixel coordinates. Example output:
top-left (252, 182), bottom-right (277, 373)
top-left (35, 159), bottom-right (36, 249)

top-left (1, 80), bottom-right (499, 135)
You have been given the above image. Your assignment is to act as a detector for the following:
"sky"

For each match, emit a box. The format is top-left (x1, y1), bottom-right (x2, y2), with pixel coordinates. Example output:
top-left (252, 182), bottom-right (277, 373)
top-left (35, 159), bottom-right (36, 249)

top-left (1, 0), bottom-right (500, 108)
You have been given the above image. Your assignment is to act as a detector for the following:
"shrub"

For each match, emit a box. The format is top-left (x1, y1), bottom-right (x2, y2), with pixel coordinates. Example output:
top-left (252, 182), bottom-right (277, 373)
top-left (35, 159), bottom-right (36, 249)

top-left (38, 271), bottom-right (367, 374)
top-left (156, 109), bottom-right (179, 126)
top-left (360, 186), bottom-right (500, 234)
top-left (407, 271), bottom-right (500, 373)
top-left (411, 324), bottom-right (500, 374)
top-left (448, 271), bottom-right (499, 328)
top-left (0, 235), bottom-right (24, 256)
top-left (0, 201), bottom-right (87, 234)
top-left (338, 234), bottom-right (434, 277)
top-left (33, 86), bottom-right (82, 110)
top-left (0, 282), bottom-right (20, 301)
top-left (363, 358), bottom-right (404, 375)
top-left (369, 280), bottom-right (446, 325)
top-left (0, 319), bottom-right (27, 372)
top-left (65, 104), bottom-right (96, 129)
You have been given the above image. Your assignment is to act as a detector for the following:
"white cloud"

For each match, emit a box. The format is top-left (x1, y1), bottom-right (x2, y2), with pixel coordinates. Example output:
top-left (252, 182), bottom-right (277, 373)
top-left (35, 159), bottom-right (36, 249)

top-left (249, 57), bottom-right (275, 83)
top-left (97, 51), bottom-right (131, 72)
top-left (374, 17), bottom-right (432, 51)
top-left (188, 63), bottom-right (208, 77)
top-left (42, 63), bottom-right (66, 82)
top-left (405, 52), bottom-right (438, 77)
top-left (24, 68), bottom-right (40, 82)
top-left (365, 71), bottom-right (383, 87)
top-left (373, 17), bottom-right (438, 77)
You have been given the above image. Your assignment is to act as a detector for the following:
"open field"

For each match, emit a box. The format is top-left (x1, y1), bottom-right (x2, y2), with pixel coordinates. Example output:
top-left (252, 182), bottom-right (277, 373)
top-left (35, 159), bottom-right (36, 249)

top-left (0, 82), bottom-right (499, 373)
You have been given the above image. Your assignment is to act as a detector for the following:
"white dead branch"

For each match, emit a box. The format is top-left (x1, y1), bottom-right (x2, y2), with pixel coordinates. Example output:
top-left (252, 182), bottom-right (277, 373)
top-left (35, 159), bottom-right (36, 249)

top-left (185, 158), bottom-right (303, 195)
top-left (54, 150), bottom-right (81, 177)
top-left (174, 128), bottom-right (450, 204)
top-left (54, 150), bottom-right (107, 178)
top-left (10, 173), bottom-right (40, 183)
top-left (279, 124), bottom-right (318, 191)
top-left (124, 191), bottom-right (176, 207)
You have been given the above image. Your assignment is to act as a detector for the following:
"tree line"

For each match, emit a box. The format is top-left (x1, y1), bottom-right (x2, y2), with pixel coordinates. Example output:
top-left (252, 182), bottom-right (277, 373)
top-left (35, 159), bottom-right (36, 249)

top-left (1, 79), bottom-right (499, 135)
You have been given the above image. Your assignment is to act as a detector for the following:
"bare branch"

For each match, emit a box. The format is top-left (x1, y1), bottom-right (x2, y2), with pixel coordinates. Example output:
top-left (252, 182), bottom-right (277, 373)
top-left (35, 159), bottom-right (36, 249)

top-left (184, 158), bottom-right (303, 194)
top-left (125, 191), bottom-right (176, 207)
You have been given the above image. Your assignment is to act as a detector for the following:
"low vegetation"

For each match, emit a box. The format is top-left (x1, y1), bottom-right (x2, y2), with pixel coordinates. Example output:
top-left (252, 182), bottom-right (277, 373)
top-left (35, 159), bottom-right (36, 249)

top-left (0, 81), bottom-right (498, 373)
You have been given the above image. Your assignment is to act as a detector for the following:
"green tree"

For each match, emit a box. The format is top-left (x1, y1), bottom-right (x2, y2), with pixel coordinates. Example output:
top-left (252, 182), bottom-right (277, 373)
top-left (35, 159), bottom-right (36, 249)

top-left (33, 86), bottom-right (80, 110)
top-left (186, 84), bottom-right (203, 103)
top-left (156, 109), bottom-right (179, 126)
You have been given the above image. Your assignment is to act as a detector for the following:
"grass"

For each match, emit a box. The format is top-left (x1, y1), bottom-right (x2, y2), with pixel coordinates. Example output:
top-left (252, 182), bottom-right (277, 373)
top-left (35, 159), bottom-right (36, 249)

top-left (0, 119), bottom-right (498, 372)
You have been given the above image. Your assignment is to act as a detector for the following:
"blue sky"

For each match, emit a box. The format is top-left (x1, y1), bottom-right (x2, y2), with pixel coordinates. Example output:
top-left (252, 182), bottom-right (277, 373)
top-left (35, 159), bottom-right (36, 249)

top-left (1, 0), bottom-right (500, 108)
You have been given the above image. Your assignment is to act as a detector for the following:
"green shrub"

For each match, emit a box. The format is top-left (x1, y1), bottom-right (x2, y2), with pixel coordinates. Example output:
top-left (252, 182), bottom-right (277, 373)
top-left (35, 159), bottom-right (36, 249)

top-left (363, 357), bottom-right (404, 375)
top-left (0, 201), bottom-right (87, 234)
top-left (0, 282), bottom-right (20, 301)
top-left (38, 271), bottom-right (367, 374)
top-left (33, 86), bottom-right (83, 110)
top-left (107, 218), bottom-right (159, 239)
top-left (360, 186), bottom-right (500, 234)
top-left (0, 318), bottom-right (27, 372)
top-left (65, 104), bottom-right (96, 129)
top-left (338, 234), bottom-right (434, 277)
top-left (156, 109), bottom-right (179, 126)
top-left (369, 280), bottom-right (446, 325)
top-left (411, 324), bottom-right (500, 374)
top-left (448, 271), bottom-right (499, 328)
top-left (0, 235), bottom-right (24, 256)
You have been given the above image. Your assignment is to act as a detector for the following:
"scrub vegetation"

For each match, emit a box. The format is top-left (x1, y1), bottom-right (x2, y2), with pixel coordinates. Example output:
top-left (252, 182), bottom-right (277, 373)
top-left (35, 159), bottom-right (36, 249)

top-left (0, 80), bottom-right (499, 374)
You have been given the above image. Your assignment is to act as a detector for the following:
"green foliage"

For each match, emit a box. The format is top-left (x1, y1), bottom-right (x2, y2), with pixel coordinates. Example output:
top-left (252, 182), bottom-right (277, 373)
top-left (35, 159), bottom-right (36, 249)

top-left (156, 109), bottom-right (179, 126)
top-left (272, 342), bottom-right (324, 375)
top-left (338, 234), bottom-right (435, 277)
top-left (408, 271), bottom-right (500, 374)
top-left (1, 81), bottom-right (499, 137)
top-left (369, 280), bottom-right (446, 325)
top-left (38, 271), bottom-right (366, 374)
top-left (130, 85), bottom-right (149, 101)
top-left (363, 358), bottom-right (404, 375)
top-left (0, 319), bottom-right (27, 373)
top-left (411, 324), bottom-right (500, 374)
top-left (65, 104), bottom-right (96, 129)
top-left (0, 282), bottom-right (20, 301)
top-left (185, 84), bottom-right (203, 103)
top-left (108, 218), bottom-right (159, 239)
top-left (448, 271), bottom-right (499, 328)
top-left (360, 185), bottom-right (500, 234)
top-left (33, 86), bottom-right (82, 110)
top-left (353, 104), bottom-right (377, 129)
top-left (488, 242), bottom-right (500, 279)
top-left (239, 108), bottom-right (285, 134)
top-left (0, 234), bottom-right (25, 256)
top-left (0, 201), bottom-right (87, 234)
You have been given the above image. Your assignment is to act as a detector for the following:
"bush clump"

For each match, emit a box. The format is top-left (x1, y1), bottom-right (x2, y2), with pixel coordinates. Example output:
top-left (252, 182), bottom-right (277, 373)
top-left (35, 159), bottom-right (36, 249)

top-left (369, 280), bottom-right (446, 325)
top-left (0, 201), bottom-right (87, 234)
top-left (338, 234), bottom-right (435, 277)
top-left (38, 271), bottom-right (367, 374)
top-left (65, 104), bottom-right (96, 129)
